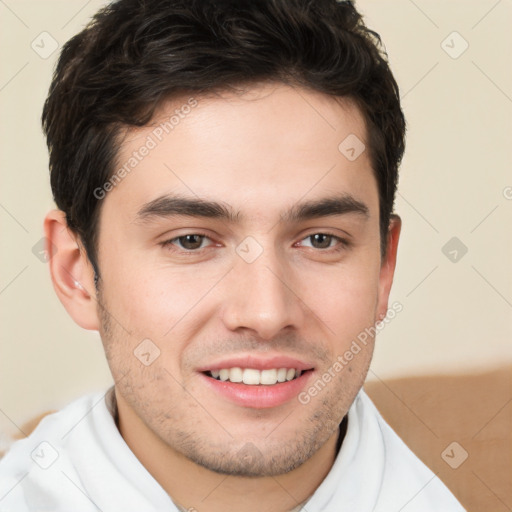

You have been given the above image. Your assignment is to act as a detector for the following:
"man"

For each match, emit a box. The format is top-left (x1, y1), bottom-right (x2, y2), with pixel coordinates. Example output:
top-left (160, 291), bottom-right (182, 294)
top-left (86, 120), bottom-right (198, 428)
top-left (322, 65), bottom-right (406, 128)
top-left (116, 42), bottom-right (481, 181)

top-left (0, 0), bottom-right (465, 510)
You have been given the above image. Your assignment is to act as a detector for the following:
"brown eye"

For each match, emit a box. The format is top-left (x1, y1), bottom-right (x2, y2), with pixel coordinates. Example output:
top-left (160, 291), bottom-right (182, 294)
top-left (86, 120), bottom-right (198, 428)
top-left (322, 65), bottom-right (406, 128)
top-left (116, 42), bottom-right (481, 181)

top-left (176, 234), bottom-right (205, 250)
top-left (296, 233), bottom-right (349, 253)
top-left (162, 234), bottom-right (212, 251)
top-left (308, 233), bottom-right (334, 249)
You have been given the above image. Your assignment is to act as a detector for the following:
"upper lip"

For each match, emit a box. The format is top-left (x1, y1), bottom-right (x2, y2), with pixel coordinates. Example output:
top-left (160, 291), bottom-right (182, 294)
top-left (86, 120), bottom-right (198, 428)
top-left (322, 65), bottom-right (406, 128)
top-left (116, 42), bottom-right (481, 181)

top-left (197, 355), bottom-right (315, 372)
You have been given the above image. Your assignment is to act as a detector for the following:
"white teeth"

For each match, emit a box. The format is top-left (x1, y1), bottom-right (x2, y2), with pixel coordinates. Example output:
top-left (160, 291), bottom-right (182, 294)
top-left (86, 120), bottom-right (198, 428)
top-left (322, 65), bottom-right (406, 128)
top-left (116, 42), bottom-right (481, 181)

top-left (276, 368), bottom-right (287, 382)
top-left (229, 367), bottom-right (243, 383)
top-left (208, 367), bottom-right (305, 385)
top-left (260, 369), bottom-right (277, 385)
top-left (243, 368), bottom-right (260, 385)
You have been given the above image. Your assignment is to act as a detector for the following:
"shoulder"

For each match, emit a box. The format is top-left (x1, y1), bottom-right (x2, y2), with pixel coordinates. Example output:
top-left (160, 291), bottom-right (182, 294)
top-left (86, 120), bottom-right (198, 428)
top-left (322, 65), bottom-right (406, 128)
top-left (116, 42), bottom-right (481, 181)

top-left (0, 390), bottom-right (109, 512)
top-left (356, 390), bottom-right (466, 511)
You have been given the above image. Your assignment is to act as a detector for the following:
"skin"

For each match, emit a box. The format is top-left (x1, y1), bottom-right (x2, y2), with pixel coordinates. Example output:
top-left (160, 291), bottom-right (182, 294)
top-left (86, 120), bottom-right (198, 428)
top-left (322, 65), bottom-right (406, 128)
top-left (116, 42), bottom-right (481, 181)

top-left (45, 82), bottom-right (401, 512)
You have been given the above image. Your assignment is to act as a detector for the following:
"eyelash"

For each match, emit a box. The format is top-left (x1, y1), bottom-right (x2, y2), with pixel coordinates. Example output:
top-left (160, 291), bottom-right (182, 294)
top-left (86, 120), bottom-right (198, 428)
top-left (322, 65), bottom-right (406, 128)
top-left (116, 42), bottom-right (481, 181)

top-left (160, 232), bottom-right (212, 252)
top-left (160, 232), bottom-right (350, 254)
top-left (297, 233), bottom-right (350, 252)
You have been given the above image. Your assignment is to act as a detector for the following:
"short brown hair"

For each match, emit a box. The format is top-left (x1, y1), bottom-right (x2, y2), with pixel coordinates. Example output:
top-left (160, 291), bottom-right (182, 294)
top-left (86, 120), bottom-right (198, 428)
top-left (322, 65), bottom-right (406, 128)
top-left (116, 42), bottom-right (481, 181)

top-left (42, 0), bottom-right (406, 279)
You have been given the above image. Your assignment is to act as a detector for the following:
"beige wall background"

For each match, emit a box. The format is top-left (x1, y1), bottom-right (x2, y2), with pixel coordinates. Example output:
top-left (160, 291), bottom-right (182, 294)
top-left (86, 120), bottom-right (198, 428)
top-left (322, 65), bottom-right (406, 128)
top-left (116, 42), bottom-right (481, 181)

top-left (1, 0), bottom-right (511, 436)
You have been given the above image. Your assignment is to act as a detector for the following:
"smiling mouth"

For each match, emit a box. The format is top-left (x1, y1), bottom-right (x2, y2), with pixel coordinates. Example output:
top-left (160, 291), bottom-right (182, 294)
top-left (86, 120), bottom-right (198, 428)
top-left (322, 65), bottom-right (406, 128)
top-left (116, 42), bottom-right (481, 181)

top-left (204, 367), bottom-right (313, 386)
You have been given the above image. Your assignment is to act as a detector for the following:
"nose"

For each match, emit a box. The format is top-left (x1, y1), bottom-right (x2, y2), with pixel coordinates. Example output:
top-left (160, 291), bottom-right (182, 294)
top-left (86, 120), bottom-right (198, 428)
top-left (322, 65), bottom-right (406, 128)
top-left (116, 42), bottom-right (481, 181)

top-left (220, 246), bottom-right (305, 340)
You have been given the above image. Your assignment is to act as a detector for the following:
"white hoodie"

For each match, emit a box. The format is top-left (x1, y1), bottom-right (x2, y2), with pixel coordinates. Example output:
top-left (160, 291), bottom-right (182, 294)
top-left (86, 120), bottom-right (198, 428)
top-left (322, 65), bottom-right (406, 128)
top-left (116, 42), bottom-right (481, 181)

top-left (0, 387), bottom-right (466, 511)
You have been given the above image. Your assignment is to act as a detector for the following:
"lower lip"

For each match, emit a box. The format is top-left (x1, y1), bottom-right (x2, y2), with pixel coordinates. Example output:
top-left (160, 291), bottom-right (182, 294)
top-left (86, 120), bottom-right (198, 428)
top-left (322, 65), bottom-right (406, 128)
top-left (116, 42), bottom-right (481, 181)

top-left (199, 371), bottom-right (313, 409)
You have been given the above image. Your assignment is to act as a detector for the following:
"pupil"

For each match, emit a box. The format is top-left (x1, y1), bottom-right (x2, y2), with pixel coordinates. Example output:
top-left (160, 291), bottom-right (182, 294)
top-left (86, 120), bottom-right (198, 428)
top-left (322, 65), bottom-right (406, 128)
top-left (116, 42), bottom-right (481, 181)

top-left (312, 233), bottom-right (331, 249)
top-left (181, 235), bottom-right (202, 249)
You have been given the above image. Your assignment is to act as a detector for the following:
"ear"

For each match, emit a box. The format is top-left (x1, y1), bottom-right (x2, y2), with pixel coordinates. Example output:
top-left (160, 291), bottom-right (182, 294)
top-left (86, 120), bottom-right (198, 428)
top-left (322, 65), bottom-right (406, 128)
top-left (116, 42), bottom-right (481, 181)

top-left (43, 209), bottom-right (100, 331)
top-left (376, 214), bottom-right (401, 321)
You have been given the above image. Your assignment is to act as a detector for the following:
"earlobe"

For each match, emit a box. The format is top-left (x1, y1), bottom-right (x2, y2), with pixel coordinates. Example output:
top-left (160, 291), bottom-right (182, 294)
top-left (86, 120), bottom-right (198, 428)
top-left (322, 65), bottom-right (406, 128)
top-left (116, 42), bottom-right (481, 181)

top-left (376, 214), bottom-right (401, 321)
top-left (43, 209), bottom-right (100, 331)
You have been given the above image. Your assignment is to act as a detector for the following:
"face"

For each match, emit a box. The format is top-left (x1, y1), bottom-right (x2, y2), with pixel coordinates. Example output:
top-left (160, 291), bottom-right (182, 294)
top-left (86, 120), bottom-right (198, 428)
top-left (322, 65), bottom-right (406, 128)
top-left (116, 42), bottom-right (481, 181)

top-left (93, 82), bottom-right (396, 477)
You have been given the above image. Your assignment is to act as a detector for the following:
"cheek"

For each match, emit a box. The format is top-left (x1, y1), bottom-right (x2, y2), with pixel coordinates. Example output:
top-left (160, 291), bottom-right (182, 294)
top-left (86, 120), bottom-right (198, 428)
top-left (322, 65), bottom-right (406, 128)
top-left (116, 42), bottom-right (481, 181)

top-left (101, 250), bottom-right (222, 345)
top-left (301, 260), bottom-right (380, 344)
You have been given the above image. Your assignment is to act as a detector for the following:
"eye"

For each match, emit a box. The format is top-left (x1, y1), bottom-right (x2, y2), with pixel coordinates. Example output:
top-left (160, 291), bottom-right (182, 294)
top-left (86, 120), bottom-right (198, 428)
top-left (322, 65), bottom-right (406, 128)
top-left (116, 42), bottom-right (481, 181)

top-left (298, 233), bottom-right (347, 251)
top-left (162, 233), bottom-right (213, 251)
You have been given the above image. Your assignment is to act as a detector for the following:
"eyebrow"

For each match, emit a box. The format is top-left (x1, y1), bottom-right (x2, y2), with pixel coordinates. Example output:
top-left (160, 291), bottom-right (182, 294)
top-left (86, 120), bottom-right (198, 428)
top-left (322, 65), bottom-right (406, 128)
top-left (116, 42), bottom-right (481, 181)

top-left (283, 194), bottom-right (369, 223)
top-left (134, 193), bottom-right (369, 224)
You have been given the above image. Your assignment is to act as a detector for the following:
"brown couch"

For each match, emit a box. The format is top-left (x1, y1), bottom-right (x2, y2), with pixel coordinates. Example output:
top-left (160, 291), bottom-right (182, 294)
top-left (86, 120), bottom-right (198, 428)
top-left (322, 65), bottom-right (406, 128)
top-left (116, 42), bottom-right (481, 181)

top-left (365, 366), bottom-right (512, 511)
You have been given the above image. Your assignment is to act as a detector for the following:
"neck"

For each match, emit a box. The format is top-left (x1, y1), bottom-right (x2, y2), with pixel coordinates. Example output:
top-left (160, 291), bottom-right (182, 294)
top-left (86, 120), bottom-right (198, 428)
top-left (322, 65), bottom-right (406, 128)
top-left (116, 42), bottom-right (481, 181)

top-left (113, 390), bottom-right (346, 512)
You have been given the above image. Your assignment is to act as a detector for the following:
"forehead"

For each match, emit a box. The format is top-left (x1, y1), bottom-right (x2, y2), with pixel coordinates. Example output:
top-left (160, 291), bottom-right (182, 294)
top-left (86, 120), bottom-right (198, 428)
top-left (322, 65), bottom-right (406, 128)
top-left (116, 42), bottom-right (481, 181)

top-left (104, 82), bottom-right (377, 223)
